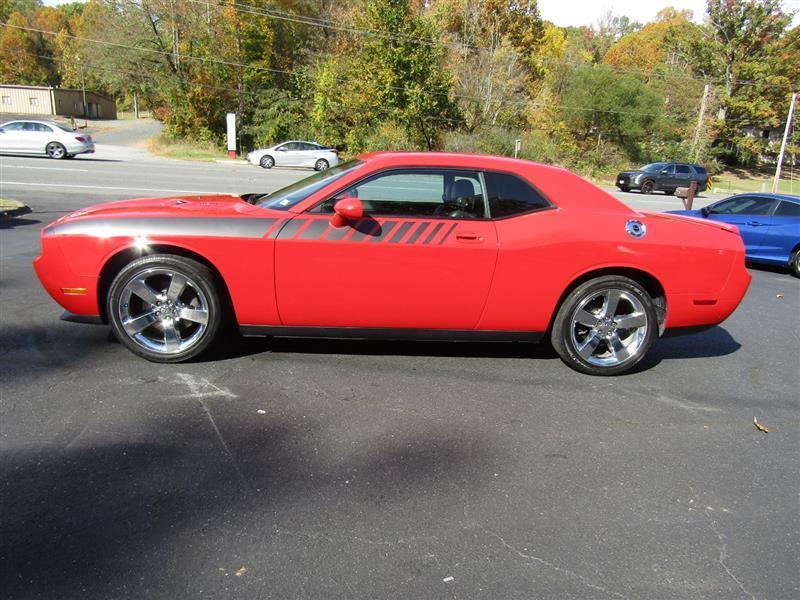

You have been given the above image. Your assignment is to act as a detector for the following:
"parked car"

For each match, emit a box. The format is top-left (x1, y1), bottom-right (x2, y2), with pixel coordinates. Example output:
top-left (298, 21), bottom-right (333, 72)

top-left (616, 162), bottom-right (709, 194)
top-left (34, 152), bottom-right (751, 375)
top-left (247, 141), bottom-right (339, 171)
top-left (0, 119), bottom-right (95, 159)
top-left (669, 193), bottom-right (800, 277)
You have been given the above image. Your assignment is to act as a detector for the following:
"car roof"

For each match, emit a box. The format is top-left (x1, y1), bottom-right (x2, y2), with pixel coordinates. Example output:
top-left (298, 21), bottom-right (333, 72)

top-left (728, 192), bottom-right (800, 203)
top-left (356, 151), bottom-right (571, 173)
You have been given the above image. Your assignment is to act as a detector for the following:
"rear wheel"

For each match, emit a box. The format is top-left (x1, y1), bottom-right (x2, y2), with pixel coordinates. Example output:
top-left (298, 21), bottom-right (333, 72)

top-left (260, 155), bottom-right (274, 169)
top-left (46, 142), bottom-right (67, 159)
top-left (640, 179), bottom-right (655, 194)
top-left (315, 158), bottom-right (329, 171)
top-left (551, 276), bottom-right (658, 375)
top-left (107, 255), bottom-right (223, 362)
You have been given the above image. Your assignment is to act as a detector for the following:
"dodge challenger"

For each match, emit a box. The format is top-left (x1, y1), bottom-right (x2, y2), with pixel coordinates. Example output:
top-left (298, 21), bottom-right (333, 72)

top-left (33, 152), bottom-right (751, 375)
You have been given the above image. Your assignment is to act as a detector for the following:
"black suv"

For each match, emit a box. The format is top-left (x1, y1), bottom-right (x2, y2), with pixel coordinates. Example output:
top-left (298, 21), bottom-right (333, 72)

top-left (616, 162), bottom-right (709, 194)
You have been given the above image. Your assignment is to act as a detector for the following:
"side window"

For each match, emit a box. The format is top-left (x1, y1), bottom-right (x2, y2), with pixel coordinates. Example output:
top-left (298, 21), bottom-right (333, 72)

top-left (284, 142), bottom-right (300, 151)
top-left (275, 144), bottom-right (289, 152)
top-left (299, 142), bottom-right (316, 151)
top-left (774, 201), bottom-right (800, 217)
top-left (712, 196), bottom-right (777, 216)
top-left (484, 172), bottom-right (550, 219)
top-left (314, 169), bottom-right (486, 219)
top-left (23, 122), bottom-right (39, 131)
top-left (675, 165), bottom-right (692, 174)
top-left (35, 123), bottom-right (52, 132)
top-left (2, 122), bottom-right (25, 131)
top-left (662, 165), bottom-right (676, 174)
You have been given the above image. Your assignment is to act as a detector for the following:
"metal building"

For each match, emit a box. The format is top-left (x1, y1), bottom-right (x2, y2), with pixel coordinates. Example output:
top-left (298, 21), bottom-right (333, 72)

top-left (0, 84), bottom-right (117, 119)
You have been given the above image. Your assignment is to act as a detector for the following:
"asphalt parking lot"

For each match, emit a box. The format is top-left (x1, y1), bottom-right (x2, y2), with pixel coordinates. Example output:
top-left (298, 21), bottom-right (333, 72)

top-left (1, 151), bottom-right (798, 599)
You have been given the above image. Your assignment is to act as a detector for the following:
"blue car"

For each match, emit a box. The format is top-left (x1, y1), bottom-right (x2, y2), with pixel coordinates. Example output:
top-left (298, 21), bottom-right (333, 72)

top-left (668, 193), bottom-right (800, 277)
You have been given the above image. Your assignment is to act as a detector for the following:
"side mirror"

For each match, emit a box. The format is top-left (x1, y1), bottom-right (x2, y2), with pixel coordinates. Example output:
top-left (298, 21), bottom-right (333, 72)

top-left (700, 206), bottom-right (711, 217)
top-left (331, 197), bottom-right (363, 228)
top-left (277, 147), bottom-right (287, 152)
top-left (660, 169), bottom-right (669, 174)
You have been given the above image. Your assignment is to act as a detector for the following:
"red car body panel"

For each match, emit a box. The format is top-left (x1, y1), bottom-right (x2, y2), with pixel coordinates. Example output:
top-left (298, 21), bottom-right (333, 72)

top-left (33, 152), bottom-right (751, 338)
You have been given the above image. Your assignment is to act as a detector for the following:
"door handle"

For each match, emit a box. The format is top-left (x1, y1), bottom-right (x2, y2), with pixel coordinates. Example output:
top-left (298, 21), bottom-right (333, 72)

top-left (455, 231), bottom-right (484, 243)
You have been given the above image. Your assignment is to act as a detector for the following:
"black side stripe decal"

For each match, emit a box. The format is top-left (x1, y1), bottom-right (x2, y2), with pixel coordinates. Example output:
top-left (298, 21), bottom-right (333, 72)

top-left (325, 225), bottom-right (351, 241)
top-left (369, 221), bottom-right (398, 242)
top-left (389, 221), bottom-right (414, 243)
top-left (276, 218), bottom-right (307, 240)
top-left (298, 219), bottom-right (329, 240)
top-left (405, 222), bottom-right (429, 244)
top-left (438, 223), bottom-right (458, 245)
top-left (348, 220), bottom-right (381, 242)
top-left (422, 223), bottom-right (444, 244)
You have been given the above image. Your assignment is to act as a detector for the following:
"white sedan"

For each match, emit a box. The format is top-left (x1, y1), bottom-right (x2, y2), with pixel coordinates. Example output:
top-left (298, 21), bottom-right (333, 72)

top-left (247, 140), bottom-right (339, 171)
top-left (0, 119), bottom-right (95, 159)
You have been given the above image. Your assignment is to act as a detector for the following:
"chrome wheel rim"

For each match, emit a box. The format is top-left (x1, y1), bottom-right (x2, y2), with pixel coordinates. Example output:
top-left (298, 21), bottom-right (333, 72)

top-left (47, 143), bottom-right (64, 158)
top-left (118, 268), bottom-right (209, 355)
top-left (570, 288), bottom-right (648, 367)
top-left (261, 157), bottom-right (273, 167)
top-left (316, 160), bottom-right (327, 170)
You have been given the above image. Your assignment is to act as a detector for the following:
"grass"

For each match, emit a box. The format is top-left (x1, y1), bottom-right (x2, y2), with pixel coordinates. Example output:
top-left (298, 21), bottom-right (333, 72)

top-left (710, 168), bottom-right (798, 196)
top-left (0, 198), bottom-right (31, 218)
top-left (144, 134), bottom-right (231, 161)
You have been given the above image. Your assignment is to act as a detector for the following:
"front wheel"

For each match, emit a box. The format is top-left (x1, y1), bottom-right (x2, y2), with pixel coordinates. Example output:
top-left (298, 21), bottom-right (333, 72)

top-left (791, 250), bottom-right (800, 278)
top-left (314, 158), bottom-right (329, 171)
top-left (107, 255), bottom-right (224, 362)
top-left (551, 276), bottom-right (658, 375)
top-left (260, 155), bottom-right (274, 169)
top-left (46, 142), bottom-right (67, 159)
top-left (640, 180), bottom-right (655, 194)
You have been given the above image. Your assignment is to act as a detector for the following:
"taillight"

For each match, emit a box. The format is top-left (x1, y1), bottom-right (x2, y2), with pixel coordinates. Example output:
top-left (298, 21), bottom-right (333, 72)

top-left (331, 149), bottom-right (338, 154)
top-left (74, 136), bottom-right (87, 142)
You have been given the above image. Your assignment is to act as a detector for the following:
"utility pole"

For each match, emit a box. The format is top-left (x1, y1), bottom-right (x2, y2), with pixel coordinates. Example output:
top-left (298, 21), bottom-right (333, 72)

top-left (76, 56), bottom-right (88, 127)
top-left (133, 92), bottom-right (139, 119)
top-left (692, 83), bottom-right (710, 162)
top-left (773, 92), bottom-right (797, 193)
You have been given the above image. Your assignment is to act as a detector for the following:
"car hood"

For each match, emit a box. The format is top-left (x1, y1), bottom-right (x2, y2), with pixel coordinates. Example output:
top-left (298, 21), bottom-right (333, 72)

top-left (618, 170), bottom-right (646, 177)
top-left (54, 194), bottom-right (269, 224)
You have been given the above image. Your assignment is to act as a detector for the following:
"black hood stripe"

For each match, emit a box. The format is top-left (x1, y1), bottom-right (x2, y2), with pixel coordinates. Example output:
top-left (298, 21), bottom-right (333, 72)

top-left (52, 217), bottom-right (277, 239)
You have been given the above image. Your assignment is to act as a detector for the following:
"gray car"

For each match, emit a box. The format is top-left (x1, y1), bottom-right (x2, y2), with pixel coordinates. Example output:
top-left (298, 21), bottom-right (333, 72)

top-left (0, 119), bottom-right (95, 159)
top-left (616, 162), bottom-right (709, 194)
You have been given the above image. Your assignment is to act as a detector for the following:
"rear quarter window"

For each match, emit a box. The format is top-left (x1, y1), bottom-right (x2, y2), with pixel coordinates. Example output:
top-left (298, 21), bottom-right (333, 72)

top-left (774, 201), bottom-right (800, 217)
top-left (692, 166), bottom-right (708, 175)
top-left (485, 172), bottom-right (550, 219)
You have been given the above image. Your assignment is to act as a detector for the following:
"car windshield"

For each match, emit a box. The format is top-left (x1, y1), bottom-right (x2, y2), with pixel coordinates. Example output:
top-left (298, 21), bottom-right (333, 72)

top-left (254, 160), bottom-right (363, 209)
top-left (53, 123), bottom-right (75, 132)
top-left (641, 162), bottom-right (669, 172)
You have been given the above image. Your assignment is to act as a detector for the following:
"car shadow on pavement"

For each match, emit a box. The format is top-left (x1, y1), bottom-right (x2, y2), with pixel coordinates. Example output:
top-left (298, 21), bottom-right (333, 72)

top-left (0, 413), bottom-right (499, 598)
top-left (0, 217), bottom-right (41, 229)
top-left (204, 333), bottom-right (560, 362)
top-left (631, 325), bottom-right (741, 374)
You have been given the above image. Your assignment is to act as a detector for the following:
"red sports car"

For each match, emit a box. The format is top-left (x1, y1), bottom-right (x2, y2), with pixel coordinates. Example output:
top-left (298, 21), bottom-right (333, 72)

top-left (33, 152), bottom-right (751, 375)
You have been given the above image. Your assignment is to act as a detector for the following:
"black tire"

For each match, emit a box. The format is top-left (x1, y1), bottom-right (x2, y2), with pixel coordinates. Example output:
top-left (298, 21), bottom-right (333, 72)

top-left (107, 255), bottom-right (224, 362)
top-left (551, 275), bottom-right (658, 376)
top-left (664, 189), bottom-right (675, 196)
top-left (640, 179), bottom-right (655, 194)
top-left (260, 155), bottom-right (274, 169)
top-left (619, 186), bottom-right (630, 193)
top-left (46, 142), bottom-right (67, 159)
top-left (314, 158), bottom-right (329, 171)
top-left (790, 249), bottom-right (800, 278)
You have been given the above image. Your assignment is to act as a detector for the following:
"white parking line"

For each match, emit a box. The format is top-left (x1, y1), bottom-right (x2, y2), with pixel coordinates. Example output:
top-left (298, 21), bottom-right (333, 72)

top-left (0, 165), bottom-right (90, 172)
top-left (0, 181), bottom-right (220, 194)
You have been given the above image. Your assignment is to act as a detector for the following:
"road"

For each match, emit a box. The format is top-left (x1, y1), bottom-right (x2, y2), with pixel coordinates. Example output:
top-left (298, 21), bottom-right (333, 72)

top-left (1, 151), bottom-right (798, 599)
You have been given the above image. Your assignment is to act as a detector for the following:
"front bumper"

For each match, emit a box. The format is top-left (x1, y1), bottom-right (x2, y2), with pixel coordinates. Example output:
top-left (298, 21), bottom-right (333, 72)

top-left (33, 236), bottom-right (101, 317)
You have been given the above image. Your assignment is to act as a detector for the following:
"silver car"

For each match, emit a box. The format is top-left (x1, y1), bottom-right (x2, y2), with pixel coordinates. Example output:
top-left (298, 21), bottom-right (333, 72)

top-left (247, 140), bottom-right (339, 171)
top-left (0, 119), bottom-right (95, 159)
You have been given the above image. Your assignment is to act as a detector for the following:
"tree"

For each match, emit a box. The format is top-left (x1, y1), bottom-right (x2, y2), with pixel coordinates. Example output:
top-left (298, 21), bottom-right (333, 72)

top-left (0, 11), bottom-right (50, 84)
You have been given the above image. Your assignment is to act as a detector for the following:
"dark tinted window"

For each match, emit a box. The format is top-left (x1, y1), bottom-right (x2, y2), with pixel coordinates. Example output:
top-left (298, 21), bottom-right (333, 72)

top-left (711, 196), bottom-right (778, 216)
top-left (774, 200), bottom-right (800, 217)
top-left (485, 172), bottom-right (550, 218)
top-left (1, 122), bottom-right (25, 131)
top-left (692, 165), bottom-right (708, 175)
top-left (298, 142), bottom-right (316, 151)
top-left (661, 164), bottom-right (676, 174)
top-left (642, 162), bottom-right (668, 172)
top-left (675, 165), bottom-right (692, 174)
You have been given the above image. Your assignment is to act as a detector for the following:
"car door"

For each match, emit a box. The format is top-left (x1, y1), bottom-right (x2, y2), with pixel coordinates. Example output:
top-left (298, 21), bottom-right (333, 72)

top-left (760, 199), bottom-right (800, 263)
top-left (657, 164), bottom-right (676, 190)
top-left (295, 142), bottom-right (317, 167)
top-left (272, 143), bottom-right (292, 166)
top-left (706, 196), bottom-right (779, 255)
top-left (273, 168), bottom-right (499, 330)
top-left (0, 121), bottom-right (27, 153)
top-left (278, 142), bottom-right (303, 166)
top-left (21, 121), bottom-right (49, 153)
top-left (673, 164), bottom-right (693, 190)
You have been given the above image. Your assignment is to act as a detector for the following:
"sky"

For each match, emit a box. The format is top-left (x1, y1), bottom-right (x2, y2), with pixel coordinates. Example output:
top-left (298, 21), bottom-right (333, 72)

top-left (41, 0), bottom-right (800, 26)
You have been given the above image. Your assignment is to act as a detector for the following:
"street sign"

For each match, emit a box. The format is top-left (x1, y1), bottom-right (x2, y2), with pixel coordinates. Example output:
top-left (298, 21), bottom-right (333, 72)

top-left (226, 112), bottom-right (236, 158)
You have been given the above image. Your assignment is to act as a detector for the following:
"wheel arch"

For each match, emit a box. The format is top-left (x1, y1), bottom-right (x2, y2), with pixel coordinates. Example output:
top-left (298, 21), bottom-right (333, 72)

top-left (97, 244), bottom-right (236, 324)
top-left (550, 267), bottom-right (667, 335)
